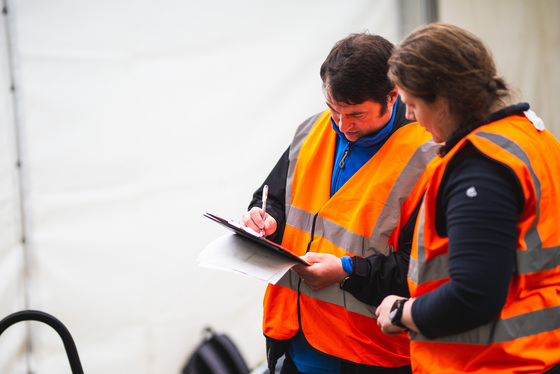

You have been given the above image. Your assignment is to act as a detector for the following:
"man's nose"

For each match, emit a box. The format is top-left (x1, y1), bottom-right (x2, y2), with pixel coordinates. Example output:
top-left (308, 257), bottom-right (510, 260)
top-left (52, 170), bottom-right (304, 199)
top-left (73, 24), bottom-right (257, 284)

top-left (338, 115), bottom-right (351, 131)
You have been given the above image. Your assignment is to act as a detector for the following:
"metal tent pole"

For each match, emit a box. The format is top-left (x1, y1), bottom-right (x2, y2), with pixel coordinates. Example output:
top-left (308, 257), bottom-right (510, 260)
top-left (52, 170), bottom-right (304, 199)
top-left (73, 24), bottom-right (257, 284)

top-left (397, 0), bottom-right (439, 41)
top-left (2, 0), bottom-right (34, 372)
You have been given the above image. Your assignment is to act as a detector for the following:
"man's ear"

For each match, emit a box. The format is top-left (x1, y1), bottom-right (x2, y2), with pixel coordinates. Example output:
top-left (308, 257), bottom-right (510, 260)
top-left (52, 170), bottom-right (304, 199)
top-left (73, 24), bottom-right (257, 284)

top-left (388, 88), bottom-right (399, 104)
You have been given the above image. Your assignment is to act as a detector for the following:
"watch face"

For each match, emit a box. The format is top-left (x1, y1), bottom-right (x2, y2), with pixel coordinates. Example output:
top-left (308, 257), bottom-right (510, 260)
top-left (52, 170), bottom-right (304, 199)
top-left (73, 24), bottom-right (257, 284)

top-left (389, 299), bottom-right (405, 327)
top-left (389, 300), bottom-right (399, 320)
top-left (389, 307), bottom-right (398, 321)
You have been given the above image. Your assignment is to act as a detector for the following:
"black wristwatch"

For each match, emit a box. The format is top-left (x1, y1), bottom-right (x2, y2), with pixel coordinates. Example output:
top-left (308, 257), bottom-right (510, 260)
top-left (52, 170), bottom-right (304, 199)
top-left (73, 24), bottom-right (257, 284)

top-left (389, 298), bottom-right (409, 330)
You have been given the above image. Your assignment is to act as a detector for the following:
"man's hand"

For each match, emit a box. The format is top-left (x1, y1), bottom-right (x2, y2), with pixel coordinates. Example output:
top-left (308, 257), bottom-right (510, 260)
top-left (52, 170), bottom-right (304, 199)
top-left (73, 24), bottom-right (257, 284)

top-left (292, 252), bottom-right (348, 291)
top-left (241, 207), bottom-right (277, 237)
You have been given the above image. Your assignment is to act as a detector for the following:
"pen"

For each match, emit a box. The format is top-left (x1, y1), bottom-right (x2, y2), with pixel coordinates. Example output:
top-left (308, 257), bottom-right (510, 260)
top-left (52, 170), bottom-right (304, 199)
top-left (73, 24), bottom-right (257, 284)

top-left (261, 185), bottom-right (268, 237)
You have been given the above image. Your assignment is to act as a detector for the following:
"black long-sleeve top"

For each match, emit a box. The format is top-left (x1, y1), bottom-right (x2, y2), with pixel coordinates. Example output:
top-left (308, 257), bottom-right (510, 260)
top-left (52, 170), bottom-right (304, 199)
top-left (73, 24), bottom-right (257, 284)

top-left (411, 104), bottom-right (527, 338)
top-left (412, 141), bottom-right (523, 338)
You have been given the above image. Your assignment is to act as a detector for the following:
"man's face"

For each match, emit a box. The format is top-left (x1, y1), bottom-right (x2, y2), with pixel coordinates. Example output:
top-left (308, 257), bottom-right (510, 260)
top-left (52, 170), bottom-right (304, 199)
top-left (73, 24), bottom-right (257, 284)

top-left (325, 90), bottom-right (393, 142)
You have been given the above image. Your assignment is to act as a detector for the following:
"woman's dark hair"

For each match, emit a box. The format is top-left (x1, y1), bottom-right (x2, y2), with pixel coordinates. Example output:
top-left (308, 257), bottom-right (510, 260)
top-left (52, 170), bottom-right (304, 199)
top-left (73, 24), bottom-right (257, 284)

top-left (320, 33), bottom-right (395, 115)
top-left (388, 23), bottom-right (511, 127)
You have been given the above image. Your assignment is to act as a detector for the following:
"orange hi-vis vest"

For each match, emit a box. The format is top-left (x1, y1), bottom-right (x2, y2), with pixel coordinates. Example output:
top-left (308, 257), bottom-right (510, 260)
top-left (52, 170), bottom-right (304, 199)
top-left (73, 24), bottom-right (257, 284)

top-left (262, 109), bottom-right (439, 366)
top-left (408, 110), bottom-right (560, 373)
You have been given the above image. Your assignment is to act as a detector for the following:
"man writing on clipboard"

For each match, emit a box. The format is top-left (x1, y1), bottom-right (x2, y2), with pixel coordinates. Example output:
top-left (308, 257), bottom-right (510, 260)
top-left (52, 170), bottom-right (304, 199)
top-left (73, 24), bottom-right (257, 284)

top-left (241, 33), bottom-right (439, 374)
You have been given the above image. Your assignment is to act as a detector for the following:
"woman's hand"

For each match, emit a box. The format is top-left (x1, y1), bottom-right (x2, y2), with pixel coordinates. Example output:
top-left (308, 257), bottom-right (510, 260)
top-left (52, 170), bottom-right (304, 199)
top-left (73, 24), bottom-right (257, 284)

top-left (376, 295), bottom-right (418, 335)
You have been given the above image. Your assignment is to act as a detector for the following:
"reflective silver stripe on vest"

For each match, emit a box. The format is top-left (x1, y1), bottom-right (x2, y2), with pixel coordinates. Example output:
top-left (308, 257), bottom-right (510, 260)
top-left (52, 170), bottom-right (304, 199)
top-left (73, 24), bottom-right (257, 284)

top-left (285, 141), bottom-right (440, 257)
top-left (411, 304), bottom-right (560, 344)
top-left (370, 139), bottom-right (440, 255)
top-left (409, 131), bottom-right (560, 343)
top-left (276, 266), bottom-right (305, 291)
top-left (285, 113), bottom-right (322, 218)
top-left (276, 269), bottom-right (378, 318)
top-left (409, 131), bottom-right (555, 286)
top-left (407, 201), bottom-right (450, 286)
top-left (285, 206), bottom-right (315, 237)
top-left (315, 216), bottom-right (373, 255)
top-left (476, 132), bottom-right (555, 274)
top-left (285, 208), bottom-right (373, 256)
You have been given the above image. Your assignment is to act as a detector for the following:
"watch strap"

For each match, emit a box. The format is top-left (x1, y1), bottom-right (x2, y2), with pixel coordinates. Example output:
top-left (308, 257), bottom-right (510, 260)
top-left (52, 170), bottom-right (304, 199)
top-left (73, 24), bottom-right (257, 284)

top-left (390, 298), bottom-right (409, 330)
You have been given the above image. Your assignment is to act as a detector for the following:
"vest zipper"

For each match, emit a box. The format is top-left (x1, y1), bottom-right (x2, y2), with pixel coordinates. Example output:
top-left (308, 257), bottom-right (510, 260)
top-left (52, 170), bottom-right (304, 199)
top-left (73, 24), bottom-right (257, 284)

top-left (339, 148), bottom-right (349, 168)
top-left (298, 212), bottom-right (319, 330)
top-left (305, 212), bottom-right (319, 254)
top-left (332, 144), bottom-right (352, 195)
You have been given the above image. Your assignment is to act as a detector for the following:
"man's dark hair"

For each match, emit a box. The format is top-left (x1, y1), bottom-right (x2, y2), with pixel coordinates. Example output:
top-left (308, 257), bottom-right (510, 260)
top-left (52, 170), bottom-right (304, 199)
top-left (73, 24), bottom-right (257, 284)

top-left (320, 32), bottom-right (395, 115)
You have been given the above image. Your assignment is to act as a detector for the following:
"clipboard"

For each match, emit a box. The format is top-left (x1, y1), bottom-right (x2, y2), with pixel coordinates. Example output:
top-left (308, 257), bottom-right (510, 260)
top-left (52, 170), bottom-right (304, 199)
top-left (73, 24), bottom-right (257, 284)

top-left (203, 212), bottom-right (310, 266)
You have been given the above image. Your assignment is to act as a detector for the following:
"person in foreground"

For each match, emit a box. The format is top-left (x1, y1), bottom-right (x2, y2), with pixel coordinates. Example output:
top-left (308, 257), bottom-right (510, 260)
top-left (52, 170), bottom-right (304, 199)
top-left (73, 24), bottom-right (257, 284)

top-left (376, 23), bottom-right (560, 374)
top-left (242, 33), bottom-right (439, 373)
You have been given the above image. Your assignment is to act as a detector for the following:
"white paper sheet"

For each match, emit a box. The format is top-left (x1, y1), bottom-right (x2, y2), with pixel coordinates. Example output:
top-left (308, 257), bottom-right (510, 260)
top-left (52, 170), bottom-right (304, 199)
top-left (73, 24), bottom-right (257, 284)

top-left (197, 233), bottom-right (298, 284)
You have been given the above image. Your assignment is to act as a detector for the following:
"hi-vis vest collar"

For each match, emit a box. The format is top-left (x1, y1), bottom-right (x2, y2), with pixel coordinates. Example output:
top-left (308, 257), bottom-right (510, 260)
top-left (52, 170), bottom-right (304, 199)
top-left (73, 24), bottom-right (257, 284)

top-left (263, 109), bottom-right (440, 366)
top-left (285, 110), bottom-right (440, 257)
top-left (408, 110), bottom-right (560, 373)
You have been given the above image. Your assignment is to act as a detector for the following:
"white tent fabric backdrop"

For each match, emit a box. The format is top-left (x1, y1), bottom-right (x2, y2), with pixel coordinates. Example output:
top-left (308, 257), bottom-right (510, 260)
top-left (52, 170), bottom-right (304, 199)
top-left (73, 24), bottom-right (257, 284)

top-left (438, 0), bottom-right (559, 138)
top-left (0, 0), bottom-right (558, 373)
top-left (1, 1), bottom-right (400, 373)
